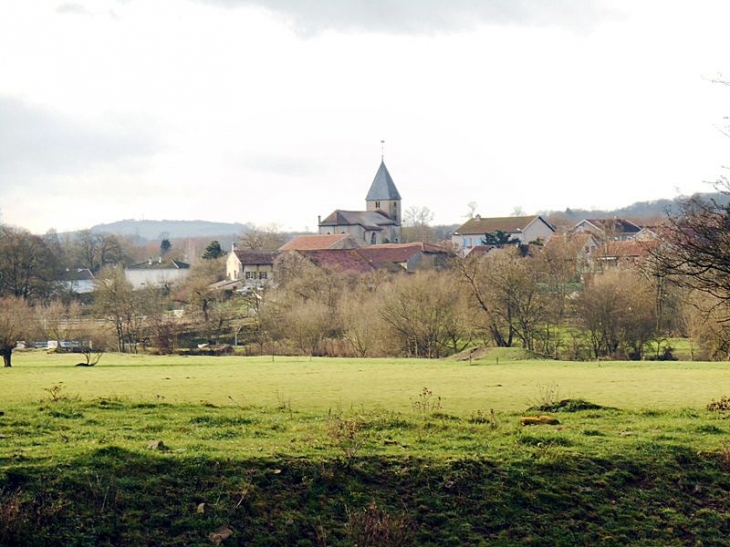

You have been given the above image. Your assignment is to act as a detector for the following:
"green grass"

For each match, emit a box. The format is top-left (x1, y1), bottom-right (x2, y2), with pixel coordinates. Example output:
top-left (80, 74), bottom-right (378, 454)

top-left (3, 351), bottom-right (730, 545)
top-left (5, 350), bottom-right (730, 412)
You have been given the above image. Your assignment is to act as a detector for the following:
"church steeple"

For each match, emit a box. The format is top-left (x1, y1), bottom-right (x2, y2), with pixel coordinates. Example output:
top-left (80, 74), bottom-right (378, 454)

top-left (366, 159), bottom-right (402, 242)
top-left (366, 160), bottom-right (401, 202)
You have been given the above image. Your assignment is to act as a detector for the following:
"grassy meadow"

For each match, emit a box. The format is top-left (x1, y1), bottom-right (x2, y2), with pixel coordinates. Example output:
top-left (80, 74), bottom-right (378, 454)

top-left (4, 349), bottom-right (730, 412)
top-left (2, 350), bottom-right (730, 545)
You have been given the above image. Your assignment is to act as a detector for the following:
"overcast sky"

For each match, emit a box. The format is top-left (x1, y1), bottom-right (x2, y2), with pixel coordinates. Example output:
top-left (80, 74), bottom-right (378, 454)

top-left (1, 0), bottom-right (729, 234)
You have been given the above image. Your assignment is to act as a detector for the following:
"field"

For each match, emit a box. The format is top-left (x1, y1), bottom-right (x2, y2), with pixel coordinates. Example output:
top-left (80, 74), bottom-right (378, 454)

top-left (2, 351), bottom-right (730, 545)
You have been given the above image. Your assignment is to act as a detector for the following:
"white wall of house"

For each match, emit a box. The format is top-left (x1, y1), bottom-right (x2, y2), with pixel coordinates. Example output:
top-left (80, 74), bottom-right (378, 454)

top-left (125, 268), bottom-right (189, 289)
top-left (226, 253), bottom-right (243, 280)
top-left (522, 220), bottom-right (555, 244)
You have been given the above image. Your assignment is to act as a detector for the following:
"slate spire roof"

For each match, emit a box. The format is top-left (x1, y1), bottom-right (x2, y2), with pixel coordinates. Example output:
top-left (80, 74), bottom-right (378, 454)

top-left (366, 160), bottom-right (401, 201)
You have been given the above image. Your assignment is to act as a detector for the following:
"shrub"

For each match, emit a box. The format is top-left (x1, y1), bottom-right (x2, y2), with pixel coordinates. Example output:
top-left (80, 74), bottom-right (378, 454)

top-left (707, 396), bottom-right (730, 412)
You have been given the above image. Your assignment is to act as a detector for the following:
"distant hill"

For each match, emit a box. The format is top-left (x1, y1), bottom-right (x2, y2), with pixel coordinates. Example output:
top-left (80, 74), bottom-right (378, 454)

top-left (81, 192), bottom-right (729, 242)
top-left (541, 192), bottom-right (729, 222)
top-left (89, 219), bottom-right (249, 241)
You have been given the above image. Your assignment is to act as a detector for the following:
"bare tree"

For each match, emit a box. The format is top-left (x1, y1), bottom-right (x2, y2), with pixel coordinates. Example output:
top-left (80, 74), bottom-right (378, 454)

top-left (402, 206), bottom-right (436, 243)
top-left (0, 226), bottom-right (58, 302)
top-left (0, 296), bottom-right (36, 367)
top-left (576, 269), bottom-right (656, 359)
top-left (652, 77), bottom-right (730, 313)
top-left (465, 202), bottom-right (478, 219)
top-left (653, 191), bottom-right (730, 309)
top-left (379, 270), bottom-right (468, 358)
top-left (238, 224), bottom-right (284, 251)
top-left (455, 249), bottom-right (549, 350)
top-left (72, 230), bottom-right (124, 273)
top-left (37, 300), bottom-right (82, 342)
top-left (174, 258), bottom-right (238, 344)
top-left (93, 267), bottom-right (147, 353)
top-left (339, 283), bottom-right (391, 357)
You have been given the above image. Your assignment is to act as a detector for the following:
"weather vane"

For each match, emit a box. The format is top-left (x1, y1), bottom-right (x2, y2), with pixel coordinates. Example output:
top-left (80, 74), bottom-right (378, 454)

top-left (381, 139), bottom-right (385, 161)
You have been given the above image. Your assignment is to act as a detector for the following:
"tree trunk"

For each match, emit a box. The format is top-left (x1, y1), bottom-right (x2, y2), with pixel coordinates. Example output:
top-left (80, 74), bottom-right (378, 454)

top-left (1, 348), bottom-right (12, 367)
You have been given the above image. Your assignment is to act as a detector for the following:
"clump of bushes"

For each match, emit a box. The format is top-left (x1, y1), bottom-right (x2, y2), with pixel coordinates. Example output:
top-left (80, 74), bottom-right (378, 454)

top-left (707, 396), bottom-right (730, 412)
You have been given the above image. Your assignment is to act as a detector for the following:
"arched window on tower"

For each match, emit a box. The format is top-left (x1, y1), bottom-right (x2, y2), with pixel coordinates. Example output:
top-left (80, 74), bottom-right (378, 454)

top-left (371, 232), bottom-right (377, 244)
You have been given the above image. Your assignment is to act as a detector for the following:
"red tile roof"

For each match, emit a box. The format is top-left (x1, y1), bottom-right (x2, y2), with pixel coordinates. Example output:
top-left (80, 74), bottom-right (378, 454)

top-left (279, 233), bottom-right (355, 251)
top-left (357, 242), bottom-right (448, 265)
top-left (298, 249), bottom-right (375, 274)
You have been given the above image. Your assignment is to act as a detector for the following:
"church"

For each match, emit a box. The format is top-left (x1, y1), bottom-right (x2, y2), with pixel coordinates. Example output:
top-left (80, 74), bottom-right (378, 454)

top-left (318, 160), bottom-right (402, 245)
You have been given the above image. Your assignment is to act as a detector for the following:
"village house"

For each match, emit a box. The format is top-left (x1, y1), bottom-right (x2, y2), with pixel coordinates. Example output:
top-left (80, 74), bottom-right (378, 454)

top-left (226, 249), bottom-right (279, 286)
top-left (571, 218), bottom-right (642, 241)
top-left (451, 215), bottom-right (555, 250)
top-left (125, 258), bottom-right (190, 289)
top-left (318, 160), bottom-right (402, 245)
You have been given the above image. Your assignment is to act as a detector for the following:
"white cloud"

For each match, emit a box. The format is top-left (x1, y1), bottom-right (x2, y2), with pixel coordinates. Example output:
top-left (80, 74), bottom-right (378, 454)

top-left (195, 0), bottom-right (615, 35)
top-left (0, 0), bottom-right (728, 234)
top-left (56, 3), bottom-right (92, 16)
top-left (0, 96), bottom-right (160, 182)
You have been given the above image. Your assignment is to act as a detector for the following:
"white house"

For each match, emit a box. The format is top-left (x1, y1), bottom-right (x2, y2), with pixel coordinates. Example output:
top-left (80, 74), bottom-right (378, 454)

top-left (451, 215), bottom-right (555, 249)
top-left (226, 249), bottom-right (279, 286)
top-left (124, 258), bottom-right (190, 289)
top-left (571, 218), bottom-right (641, 241)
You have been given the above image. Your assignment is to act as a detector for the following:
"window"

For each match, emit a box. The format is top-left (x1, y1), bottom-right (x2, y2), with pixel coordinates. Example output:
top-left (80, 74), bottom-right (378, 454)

top-left (259, 272), bottom-right (268, 280)
top-left (371, 233), bottom-right (377, 244)
top-left (375, 201), bottom-right (381, 209)
top-left (245, 271), bottom-right (253, 279)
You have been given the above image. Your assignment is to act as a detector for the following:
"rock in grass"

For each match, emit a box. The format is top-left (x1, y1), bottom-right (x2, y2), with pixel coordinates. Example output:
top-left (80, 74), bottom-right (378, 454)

top-left (209, 525), bottom-right (233, 544)
top-left (146, 440), bottom-right (169, 451)
top-left (520, 415), bottom-right (560, 426)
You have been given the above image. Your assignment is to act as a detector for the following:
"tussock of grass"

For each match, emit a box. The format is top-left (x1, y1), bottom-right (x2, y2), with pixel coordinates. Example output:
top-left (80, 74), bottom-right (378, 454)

top-left (527, 398), bottom-right (609, 413)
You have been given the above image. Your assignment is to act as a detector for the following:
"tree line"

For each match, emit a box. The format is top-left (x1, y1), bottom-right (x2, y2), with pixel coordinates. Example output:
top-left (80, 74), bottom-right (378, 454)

top-left (3, 189), bottom-right (730, 365)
